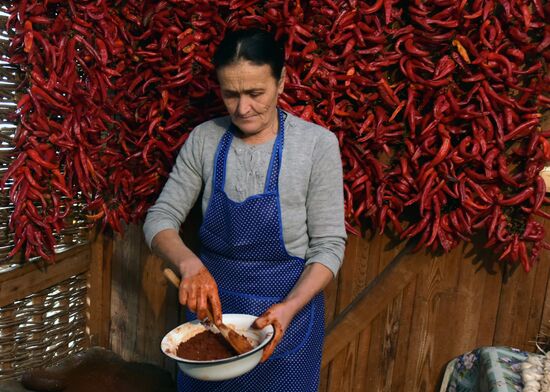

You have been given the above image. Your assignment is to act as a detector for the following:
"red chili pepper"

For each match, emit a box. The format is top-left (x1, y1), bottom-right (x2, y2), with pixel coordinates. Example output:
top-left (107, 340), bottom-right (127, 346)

top-left (401, 212), bottom-right (432, 240)
top-left (27, 149), bottom-right (57, 170)
top-left (29, 85), bottom-right (72, 112)
top-left (503, 118), bottom-right (539, 142)
top-left (499, 187), bottom-right (534, 206)
top-left (429, 137), bottom-right (450, 168)
top-left (404, 38), bottom-right (430, 57)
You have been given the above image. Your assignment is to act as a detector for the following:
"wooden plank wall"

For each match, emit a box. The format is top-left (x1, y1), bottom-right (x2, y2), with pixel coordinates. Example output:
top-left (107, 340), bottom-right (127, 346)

top-left (108, 205), bottom-right (201, 371)
top-left (106, 210), bottom-right (550, 391)
top-left (321, 218), bottom-right (550, 392)
top-left (109, 225), bottom-right (180, 369)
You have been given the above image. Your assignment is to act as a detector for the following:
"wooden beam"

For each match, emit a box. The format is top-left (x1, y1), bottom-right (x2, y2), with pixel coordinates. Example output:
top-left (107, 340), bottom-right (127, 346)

top-left (86, 228), bottom-right (113, 347)
top-left (0, 244), bottom-right (90, 307)
top-left (322, 245), bottom-right (421, 368)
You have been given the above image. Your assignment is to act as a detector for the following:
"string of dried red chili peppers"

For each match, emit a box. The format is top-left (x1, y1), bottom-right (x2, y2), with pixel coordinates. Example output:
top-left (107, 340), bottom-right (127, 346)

top-left (4, 0), bottom-right (550, 271)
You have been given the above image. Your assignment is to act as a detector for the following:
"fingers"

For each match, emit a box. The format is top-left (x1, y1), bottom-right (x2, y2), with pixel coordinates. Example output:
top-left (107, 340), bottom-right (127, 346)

top-left (208, 290), bottom-right (223, 325)
top-left (260, 341), bottom-right (275, 363)
top-left (260, 320), bottom-right (282, 363)
top-left (253, 306), bottom-right (278, 329)
top-left (179, 275), bottom-right (198, 313)
top-left (253, 313), bottom-right (270, 329)
top-left (186, 288), bottom-right (198, 314)
top-left (178, 287), bottom-right (188, 307)
top-left (254, 309), bottom-right (284, 363)
top-left (178, 268), bottom-right (220, 321)
top-left (196, 288), bottom-right (208, 321)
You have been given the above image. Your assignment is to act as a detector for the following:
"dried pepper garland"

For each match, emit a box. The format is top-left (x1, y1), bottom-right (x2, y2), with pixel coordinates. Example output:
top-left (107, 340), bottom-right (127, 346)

top-left (4, 0), bottom-right (133, 260)
top-left (4, 0), bottom-right (550, 271)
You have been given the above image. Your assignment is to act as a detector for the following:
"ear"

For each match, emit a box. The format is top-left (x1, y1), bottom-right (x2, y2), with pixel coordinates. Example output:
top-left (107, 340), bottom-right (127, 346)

top-left (277, 67), bottom-right (286, 95)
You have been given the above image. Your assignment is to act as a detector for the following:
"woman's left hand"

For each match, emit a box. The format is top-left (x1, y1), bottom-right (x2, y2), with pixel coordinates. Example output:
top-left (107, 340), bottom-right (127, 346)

top-left (254, 264), bottom-right (334, 362)
top-left (253, 302), bottom-right (298, 363)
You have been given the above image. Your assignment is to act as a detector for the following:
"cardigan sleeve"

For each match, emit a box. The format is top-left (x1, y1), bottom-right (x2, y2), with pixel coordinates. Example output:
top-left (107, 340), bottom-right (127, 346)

top-left (303, 130), bottom-right (347, 278)
top-left (143, 126), bottom-right (204, 249)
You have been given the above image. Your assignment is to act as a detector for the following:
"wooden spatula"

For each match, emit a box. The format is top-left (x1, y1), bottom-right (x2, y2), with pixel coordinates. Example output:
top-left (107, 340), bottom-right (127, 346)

top-left (163, 268), bottom-right (254, 355)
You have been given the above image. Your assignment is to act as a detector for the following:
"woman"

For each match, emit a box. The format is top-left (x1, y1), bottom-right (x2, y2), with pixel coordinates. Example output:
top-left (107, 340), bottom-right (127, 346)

top-left (144, 28), bottom-right (346, 391)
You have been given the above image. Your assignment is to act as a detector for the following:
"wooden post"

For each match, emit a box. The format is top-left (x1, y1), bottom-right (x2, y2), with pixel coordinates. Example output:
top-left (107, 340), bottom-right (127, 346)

top-left (86, 228), bottom-right (113, 347)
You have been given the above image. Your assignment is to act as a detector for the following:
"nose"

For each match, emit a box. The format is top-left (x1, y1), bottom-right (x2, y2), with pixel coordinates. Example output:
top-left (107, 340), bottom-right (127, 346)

top-left (235, 96), bottom-right (252, 116)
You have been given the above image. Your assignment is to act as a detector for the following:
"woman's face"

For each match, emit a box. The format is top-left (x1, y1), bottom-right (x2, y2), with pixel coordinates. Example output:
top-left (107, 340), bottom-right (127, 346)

top-left (217, 60), bottom-right (284, 141)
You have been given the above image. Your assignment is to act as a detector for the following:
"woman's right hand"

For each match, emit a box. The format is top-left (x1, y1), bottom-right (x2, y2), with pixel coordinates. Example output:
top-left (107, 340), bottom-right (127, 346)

top-left (178, 258), bottom-right (222, 325)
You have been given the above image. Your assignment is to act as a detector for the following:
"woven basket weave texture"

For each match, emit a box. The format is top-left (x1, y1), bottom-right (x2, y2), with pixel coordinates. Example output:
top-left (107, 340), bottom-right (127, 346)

top-left (0, 273), bottom-right (88, 381)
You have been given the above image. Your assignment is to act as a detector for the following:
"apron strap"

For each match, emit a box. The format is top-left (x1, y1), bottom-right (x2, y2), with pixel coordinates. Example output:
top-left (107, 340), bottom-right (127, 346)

top-left (264, 108), bottom-right (285, 193)
top-left (212, 108), bottom-right (286, 193)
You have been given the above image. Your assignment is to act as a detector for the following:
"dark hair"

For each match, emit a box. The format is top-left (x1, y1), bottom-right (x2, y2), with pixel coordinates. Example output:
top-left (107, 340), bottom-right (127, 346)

top-left (213, 28), bottom-right (285, 81)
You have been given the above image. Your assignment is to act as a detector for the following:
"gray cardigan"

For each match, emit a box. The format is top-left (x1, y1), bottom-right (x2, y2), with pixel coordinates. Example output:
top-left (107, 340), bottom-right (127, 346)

top-left (143, 111), bottom-right (347, 277)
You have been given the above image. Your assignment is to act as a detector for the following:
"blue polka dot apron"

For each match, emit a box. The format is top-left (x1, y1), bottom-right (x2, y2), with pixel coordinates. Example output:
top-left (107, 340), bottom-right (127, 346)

top-left (177, 109), bottom-right (325, 392)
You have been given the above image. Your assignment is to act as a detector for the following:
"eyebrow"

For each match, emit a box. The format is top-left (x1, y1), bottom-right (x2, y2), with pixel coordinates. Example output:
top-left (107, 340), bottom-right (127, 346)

top-left (221, 88), bottom-right (265, 94)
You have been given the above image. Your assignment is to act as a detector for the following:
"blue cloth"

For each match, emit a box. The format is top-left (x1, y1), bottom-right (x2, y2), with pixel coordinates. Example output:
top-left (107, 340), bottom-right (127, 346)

top-left (177, 109), bottom-right (325, 392)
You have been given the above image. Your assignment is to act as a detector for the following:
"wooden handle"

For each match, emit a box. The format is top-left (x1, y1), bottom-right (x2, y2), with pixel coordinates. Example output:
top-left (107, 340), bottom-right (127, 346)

top-left (163, 268), bottom-right (181, 288)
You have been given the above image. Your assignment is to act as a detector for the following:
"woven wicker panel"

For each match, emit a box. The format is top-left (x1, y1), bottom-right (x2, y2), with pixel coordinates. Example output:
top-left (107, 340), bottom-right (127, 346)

top-left (0, 273), bottom-right (88, 381)
top-left (0, 4), bottom-right (90, 274)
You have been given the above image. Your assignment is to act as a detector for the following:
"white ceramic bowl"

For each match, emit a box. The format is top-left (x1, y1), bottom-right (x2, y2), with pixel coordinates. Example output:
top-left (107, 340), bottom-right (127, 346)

top-left (161, 313), bottom-right (274, 381)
